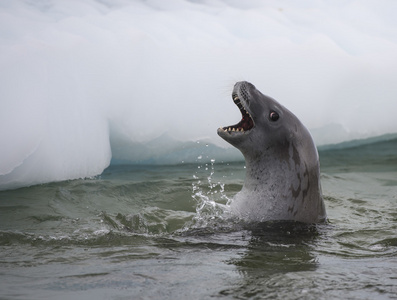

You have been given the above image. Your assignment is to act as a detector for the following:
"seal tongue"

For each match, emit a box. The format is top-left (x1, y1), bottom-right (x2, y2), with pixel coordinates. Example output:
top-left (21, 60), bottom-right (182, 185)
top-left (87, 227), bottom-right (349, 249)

top-left (222, 96), bottom-right (254, 132)
top-left (240, 113), bottom-right (254, 131)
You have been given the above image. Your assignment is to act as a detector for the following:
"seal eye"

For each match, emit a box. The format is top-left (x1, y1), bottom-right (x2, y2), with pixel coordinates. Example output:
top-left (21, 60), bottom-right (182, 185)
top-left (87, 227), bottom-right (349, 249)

top-left (269, 111), bottom-right (279, 122)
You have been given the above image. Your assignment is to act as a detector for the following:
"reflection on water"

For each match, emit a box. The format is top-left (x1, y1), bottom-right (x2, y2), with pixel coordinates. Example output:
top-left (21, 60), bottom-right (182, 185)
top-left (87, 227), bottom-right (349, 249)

top-left (221, 222), bottom-right (321, 298)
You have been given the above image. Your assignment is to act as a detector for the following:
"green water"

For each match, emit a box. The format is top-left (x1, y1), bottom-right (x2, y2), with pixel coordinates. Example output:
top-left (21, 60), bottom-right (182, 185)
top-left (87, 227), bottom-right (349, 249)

top-left (1, 137), bottom-right (397, 299)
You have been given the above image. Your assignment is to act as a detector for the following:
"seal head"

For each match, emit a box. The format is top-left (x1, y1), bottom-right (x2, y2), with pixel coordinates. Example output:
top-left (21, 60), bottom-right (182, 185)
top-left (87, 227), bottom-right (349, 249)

top-left (217, 81), bottom-right (326, 223)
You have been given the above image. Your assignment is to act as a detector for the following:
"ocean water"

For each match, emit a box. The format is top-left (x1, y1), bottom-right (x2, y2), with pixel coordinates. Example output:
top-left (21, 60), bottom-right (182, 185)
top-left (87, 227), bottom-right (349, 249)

top-left (1, 135), bottom-right (396, 299)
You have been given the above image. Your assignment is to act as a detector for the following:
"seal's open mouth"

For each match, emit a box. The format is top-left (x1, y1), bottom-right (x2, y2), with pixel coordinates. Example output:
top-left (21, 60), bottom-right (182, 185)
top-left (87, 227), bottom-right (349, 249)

top-left (220, 94), bottom-right (254, 133)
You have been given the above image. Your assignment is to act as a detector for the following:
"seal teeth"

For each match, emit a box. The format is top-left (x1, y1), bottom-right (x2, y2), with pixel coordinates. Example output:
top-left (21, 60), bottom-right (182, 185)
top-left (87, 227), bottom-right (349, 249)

top-left (219, 93), bottom-right (254, 135)
top-left (220, 126), bottom-right (246, 133)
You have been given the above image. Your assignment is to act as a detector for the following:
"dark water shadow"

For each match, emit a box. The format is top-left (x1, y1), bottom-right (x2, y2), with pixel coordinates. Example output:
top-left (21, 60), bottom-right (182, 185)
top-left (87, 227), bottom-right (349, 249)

top-left (218, 221), bottom-right (324, 298)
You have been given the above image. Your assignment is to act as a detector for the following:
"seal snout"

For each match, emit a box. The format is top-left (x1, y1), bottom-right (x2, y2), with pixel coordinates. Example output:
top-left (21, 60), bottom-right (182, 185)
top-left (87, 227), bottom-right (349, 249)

top-left (219, 82), bottom-right (254, 135)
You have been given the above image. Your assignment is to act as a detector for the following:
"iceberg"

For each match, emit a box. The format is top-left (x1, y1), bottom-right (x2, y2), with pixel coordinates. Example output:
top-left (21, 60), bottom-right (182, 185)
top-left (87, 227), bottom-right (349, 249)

top-left (1, 0), bottom-right (396, 190)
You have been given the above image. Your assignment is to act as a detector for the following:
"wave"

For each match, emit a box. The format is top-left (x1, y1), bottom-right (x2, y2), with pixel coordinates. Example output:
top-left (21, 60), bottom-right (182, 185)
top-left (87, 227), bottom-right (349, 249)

top-left (1, 131), bottom-right (396, 190)
top-left (318, 132), bottom-right (397, 151)
top-left (111, 132), bottom-right (397, 165)
top-left (318, 133), bottom-right (397, 172)
top-left (111, 132), bottom-right (397, 175)
top-left (110, 133), bottom-right (242, 166)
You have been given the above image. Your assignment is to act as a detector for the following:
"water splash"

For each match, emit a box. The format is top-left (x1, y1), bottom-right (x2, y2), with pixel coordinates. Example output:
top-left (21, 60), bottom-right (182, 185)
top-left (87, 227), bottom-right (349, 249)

top-left (189, 158), bottom-right (235, 229)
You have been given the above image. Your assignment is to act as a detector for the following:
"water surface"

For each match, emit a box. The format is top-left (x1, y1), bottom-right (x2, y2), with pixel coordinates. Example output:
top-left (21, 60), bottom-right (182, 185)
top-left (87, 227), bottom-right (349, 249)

top-left (1, 137), bottom-right (397, 299)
